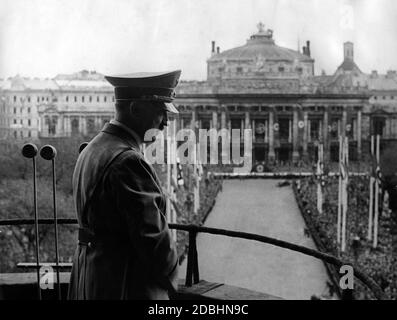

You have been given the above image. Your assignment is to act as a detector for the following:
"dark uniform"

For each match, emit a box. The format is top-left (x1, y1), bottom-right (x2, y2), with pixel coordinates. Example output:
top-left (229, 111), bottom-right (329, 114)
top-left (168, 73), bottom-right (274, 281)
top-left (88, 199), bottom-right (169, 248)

top-left (67, 71), bottom-right (181, 300)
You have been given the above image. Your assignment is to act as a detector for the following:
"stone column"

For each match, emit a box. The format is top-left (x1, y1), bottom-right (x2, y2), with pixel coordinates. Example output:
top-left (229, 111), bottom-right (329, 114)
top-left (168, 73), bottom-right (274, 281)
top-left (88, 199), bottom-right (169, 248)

top-left (252, 119), bottom-right (256, 143)
top-left (191, 107), bottom-right (197, 130)
top-left (67, 116), bottom-right (72, 137)
top-left (212, 110), bottom-right (218, 129)
top-left (357, 110), bottom-right (362, 158)
top-left (342, 107), bottom-right (347, 138)
top-left (42, 115), bottom-right (48, 137)
top-left (221, 108), bottom-right (226, 129)
top-left (241, 111), bottom-right (251, 139)
top-left (80, 116), bottom-right (87, 136)
top-left (63, 116), bottom-right (67, 137)
top-left (385, 117), bottom-right (390, 138)
top-left (264, 120), bottom-right (268, 143)
top-left (303, 111), bottom-right (309, 158)
top-left (268, 110), bottom-right (275, 162)
top-left (95, 116), bottom-right (102, 131)
top-left (245, 111), bottom-right (250, 129)
top-left (292, 109), bottom-right (299, 163)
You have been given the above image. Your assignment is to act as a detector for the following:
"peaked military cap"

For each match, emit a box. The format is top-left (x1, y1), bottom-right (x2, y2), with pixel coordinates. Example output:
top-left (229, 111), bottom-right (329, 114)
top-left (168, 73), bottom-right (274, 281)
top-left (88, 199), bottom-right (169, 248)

top-left (105, 70), bottom-right (181, 113)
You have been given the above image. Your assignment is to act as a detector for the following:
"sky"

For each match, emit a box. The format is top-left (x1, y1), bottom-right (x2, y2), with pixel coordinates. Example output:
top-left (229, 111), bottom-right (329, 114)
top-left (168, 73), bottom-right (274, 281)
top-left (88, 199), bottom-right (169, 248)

top-left (1, 0), bottom-right (397, 81)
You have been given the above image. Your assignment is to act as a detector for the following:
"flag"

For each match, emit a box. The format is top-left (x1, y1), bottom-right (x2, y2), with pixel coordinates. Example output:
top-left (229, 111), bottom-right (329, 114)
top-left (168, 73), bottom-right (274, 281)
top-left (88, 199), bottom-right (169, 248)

top-left (197, 162), bottom-right (203, 181)
top-left (297, 104), bottom-right (305, 147)
top-left (375, 165), bottom-right (383, 185)
top-left (345, 110), bottom-right (354, 138)
top-left (273, 107), bottom-right (280, 148)
top-left (340, 161), bottom-right (348, 182)
top-left (340, 137), bottom-right (349, 252)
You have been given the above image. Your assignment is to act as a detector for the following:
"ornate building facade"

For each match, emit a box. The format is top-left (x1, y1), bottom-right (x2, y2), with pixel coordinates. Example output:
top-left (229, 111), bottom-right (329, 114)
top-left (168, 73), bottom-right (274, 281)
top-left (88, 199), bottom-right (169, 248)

top-left (0, 70), bottom-right (115, 141)
top-left (1, 23), bottom-right (397, 165)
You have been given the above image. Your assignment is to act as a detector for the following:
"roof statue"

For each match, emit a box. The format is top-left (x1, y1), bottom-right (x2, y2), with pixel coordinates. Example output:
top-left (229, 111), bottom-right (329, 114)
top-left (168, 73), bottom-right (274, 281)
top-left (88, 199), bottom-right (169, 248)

top-left (257, 22), bottom-right (265, 33)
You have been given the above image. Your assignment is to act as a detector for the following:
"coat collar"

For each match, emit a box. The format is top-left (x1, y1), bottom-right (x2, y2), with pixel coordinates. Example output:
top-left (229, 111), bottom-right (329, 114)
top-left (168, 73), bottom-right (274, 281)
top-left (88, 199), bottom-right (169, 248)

top-left (101, 123), bottom-right (143, 153)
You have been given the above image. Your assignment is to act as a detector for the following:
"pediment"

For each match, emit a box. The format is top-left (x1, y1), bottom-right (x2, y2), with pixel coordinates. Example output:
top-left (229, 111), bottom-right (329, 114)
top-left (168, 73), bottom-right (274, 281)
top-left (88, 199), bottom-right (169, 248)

top-left (38, 104), bottom-right (58, 114)
top-left (370, 107), bottom-right (391, 116)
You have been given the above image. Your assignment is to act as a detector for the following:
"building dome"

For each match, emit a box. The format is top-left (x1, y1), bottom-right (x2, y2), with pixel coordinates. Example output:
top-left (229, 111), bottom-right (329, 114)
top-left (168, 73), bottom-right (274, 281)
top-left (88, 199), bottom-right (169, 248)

top-left (207, 23), bottom-right (314, 83)
top-left (209, 27), bottom-right (311, 63)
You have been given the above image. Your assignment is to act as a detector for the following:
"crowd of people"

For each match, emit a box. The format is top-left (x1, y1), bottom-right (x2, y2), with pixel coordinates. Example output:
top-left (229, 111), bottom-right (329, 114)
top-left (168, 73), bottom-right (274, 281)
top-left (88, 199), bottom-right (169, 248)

top-left (295, 175), bottom-right (396, 299)
top-left (153, 164), bottom-right (223, 261)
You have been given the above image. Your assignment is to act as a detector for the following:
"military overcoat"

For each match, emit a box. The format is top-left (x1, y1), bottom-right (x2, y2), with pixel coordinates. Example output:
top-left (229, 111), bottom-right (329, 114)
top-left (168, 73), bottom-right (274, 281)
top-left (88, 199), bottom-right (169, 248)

top-left (67, 123), bottom-right (178, 300)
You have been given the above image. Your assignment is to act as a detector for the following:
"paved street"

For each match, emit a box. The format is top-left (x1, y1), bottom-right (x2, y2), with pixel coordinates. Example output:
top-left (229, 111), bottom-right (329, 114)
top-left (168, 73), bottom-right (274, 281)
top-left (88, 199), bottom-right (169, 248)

top-left (180, 179), bottom-right (332, 300)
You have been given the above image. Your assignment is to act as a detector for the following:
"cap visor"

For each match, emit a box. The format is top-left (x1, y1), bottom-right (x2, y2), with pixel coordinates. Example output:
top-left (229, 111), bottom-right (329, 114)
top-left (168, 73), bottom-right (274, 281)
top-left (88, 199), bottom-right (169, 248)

top-left (163, 102), bottom-right (179, 114)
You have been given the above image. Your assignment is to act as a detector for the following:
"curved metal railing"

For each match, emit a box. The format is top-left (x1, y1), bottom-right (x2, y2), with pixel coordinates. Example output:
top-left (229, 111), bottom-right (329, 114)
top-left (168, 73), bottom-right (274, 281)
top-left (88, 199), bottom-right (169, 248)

top-left (0, 218), bottom-right (388, 300)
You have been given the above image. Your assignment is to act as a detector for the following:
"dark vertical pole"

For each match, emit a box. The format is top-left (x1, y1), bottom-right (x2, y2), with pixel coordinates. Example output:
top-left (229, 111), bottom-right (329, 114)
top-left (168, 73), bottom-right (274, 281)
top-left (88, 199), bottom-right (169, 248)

top-left (22, 143), bottom-right (41, 300)
top-left (52, 158), bottom-right (61, 299)
top-left (40, 145), bottom-right (61, 299)
top-left (32, 156), bottom-right (41, 300)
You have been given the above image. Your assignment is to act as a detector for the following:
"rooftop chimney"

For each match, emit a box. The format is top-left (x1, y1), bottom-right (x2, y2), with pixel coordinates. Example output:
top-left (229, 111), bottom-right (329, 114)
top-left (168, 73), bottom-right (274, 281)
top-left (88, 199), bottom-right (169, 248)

top-left (344, 42), bottom-right (354, 61)
top-left (386, 70), bottom-right (397, 78)
top-left (302, 46), bottom-right (307, 55)
top-left (211, 41), bottom-right (215, 54)
top-left (306, 41), bottom-right (311, 57)
top-left (216, 46), bottom-right (220, 54)
top-left (371, 70), bottom-right (378, 78)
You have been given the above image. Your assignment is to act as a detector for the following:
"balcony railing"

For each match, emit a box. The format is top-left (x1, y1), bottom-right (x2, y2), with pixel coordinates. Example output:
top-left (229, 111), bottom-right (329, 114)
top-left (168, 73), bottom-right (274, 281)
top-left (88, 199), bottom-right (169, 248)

top-left (0, 218), bottom-right (388, 300)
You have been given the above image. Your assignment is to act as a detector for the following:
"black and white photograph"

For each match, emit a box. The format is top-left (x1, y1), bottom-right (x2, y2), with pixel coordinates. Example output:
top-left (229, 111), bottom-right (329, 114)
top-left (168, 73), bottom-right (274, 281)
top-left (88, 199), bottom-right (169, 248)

top-left (0, 0), bottom-right (396, 307)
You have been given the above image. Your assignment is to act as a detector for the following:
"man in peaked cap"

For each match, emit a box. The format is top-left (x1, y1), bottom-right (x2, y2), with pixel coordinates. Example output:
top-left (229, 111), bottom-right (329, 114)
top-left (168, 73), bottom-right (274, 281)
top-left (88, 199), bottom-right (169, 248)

top-left (68, 70), bottom-right (181, 300)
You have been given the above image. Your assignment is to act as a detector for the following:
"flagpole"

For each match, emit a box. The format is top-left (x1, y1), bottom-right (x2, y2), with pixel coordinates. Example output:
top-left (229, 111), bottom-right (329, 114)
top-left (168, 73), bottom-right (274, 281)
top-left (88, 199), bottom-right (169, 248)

top-left (317, 144), bottom-right (323, 214)
top-left (193, 142), bottom-right (199, 215)
top-left (337, 136), bottom-right (342, 245)
top-left (166, 126), bottom-right (172, 224)
top-left (368, 135), bottom-right (374, 240)
top-left (341, 137), bottom-right (348, 252)
top-left (171, 120), bottom-right (177, 240)
top-left (373, 134), bottom-right (380, 248)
